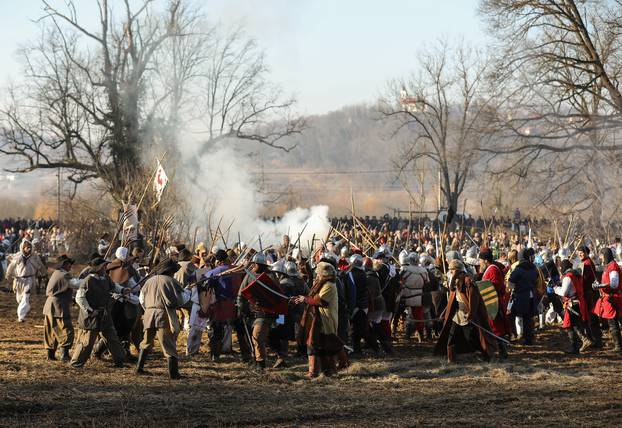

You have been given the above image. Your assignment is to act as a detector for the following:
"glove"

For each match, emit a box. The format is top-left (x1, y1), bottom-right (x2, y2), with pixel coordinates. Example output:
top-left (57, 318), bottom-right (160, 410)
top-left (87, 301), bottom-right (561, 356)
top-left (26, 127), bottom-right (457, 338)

top-left (111, 293), bottom-right (123, 300)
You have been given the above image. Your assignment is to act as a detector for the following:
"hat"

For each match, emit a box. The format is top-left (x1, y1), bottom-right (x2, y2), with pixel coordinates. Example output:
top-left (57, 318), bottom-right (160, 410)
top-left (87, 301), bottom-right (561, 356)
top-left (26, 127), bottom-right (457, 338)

top-left (315, 261), bottom-right (336, 278)
top-left (153, 258), bottom-right (181, 276)
top-left (215, 249), bottom-right (228, 262)
top-left (89, 257), bottom-right (109, 269)
top-left (478, 247), bottom-right (493, 262)
top-left (115, 246), bottom-right (129, 261)
top-left (448, 259), bottom-right (464, 271)
top-left (57, 254), bottom-right (75, 268)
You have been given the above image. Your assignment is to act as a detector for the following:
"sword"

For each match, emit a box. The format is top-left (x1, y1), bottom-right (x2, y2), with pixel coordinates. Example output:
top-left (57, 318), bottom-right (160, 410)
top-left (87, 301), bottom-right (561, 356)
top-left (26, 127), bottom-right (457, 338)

top-left (469, 320), bottom-right (511, 345)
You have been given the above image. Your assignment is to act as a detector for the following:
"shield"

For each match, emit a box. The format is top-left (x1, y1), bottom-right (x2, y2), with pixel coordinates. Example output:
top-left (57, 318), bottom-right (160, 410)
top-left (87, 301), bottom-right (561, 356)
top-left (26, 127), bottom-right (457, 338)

top-left (476, 280), bottom-right (499, 320)
top-left (240, 272), bottom-right (289, 315)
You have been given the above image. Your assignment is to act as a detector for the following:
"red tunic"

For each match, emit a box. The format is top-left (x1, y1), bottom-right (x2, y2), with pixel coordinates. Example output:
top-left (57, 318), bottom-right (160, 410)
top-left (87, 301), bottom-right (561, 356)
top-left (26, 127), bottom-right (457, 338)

top-left (482, 263), bottom-right (509, 336)
top-left (560, 272), bottom-right (588, 328)
top-left (593, 261), bottom-right (622, 319)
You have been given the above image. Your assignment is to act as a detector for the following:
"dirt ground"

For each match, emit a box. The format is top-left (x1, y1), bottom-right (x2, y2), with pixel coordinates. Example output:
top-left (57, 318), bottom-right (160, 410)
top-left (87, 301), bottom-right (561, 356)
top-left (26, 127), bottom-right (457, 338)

top-left (1, 289), bottom-right (622, 427)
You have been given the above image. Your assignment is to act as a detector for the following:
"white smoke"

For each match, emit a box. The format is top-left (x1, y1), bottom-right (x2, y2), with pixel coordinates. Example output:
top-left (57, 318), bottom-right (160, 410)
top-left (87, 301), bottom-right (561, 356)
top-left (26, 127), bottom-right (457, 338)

top-left (189, 145), bottom-right (330, 253)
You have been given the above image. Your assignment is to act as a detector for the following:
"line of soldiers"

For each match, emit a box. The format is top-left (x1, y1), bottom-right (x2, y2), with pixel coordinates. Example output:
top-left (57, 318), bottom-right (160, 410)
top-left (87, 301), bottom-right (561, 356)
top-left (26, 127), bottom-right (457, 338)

top-left (6, 229), bottom-right (622, 381)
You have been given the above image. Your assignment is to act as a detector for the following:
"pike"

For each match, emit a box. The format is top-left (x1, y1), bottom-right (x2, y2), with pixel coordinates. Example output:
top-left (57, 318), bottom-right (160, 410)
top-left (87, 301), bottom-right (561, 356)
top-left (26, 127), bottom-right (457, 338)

top-left (287, 223), bottom-right (308, 259)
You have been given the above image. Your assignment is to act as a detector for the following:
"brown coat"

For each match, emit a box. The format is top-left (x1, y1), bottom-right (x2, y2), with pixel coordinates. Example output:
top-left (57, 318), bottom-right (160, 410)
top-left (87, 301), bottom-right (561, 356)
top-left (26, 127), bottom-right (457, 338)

top-left (141, 275), bottom-right (187, 334)
top-left (434, 272), bottom-right (498, 357)
top-left (42, 269), bottom-right (74, 319)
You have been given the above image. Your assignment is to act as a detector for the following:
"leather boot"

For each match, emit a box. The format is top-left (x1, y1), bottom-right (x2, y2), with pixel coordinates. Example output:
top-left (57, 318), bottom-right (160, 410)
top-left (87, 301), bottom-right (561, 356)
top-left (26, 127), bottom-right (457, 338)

top-left (322, 356), bottom-right (337, 377)
top-left (123, 341), bottom-right (138, 363)
top-left (92, 340), bottom-right (106, 360)
top-left (168, 357), bottom-right (182, 379)
top-left (336, 349), bottom-right (350, 371)
top-left (608, 319), bottom-right (622, 353)
top-left (46, 348), bottom-right (57, 361)
top-left (498, 341), bottom-right (508, 360)
top-left (273, 357), bottom-right (287, 369)
top-left (575, 328), bottom-right (593, 353)
top-left (306, 356), bottom-right (319, 379)
top-left (564, 330), bottom-right (579, 354)
top-left (135, 349), bottom-right (148, 374)
top-left (254, 360), bottom-right (266, 371)
top-left (59, 347), bottom-right (70, 362)
top-left (447, 345), bottom-right (456, 363)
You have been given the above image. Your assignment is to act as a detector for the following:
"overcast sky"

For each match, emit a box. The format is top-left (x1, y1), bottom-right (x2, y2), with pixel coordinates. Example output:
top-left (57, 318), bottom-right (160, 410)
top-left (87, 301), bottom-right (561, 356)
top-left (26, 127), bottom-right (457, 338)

top-left (0, 0), bottom-right (486, 114)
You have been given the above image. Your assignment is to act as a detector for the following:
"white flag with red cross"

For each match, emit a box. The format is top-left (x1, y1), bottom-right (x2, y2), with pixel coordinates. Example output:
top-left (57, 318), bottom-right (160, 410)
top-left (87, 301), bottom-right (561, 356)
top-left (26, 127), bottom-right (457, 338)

top-left (154, 160), bottom-right (168, 203)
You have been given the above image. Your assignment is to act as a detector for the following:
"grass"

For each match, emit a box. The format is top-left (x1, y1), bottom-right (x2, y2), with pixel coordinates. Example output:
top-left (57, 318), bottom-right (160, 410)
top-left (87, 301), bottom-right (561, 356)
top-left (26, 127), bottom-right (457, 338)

top-left (1, 288), bottom-right (622, 427)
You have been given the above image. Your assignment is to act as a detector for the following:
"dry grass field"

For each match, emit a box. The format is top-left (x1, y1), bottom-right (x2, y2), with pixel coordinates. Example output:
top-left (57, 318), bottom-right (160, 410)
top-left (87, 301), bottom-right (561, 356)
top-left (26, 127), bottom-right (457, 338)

top-left (2, 288), bottom-right (622, 427)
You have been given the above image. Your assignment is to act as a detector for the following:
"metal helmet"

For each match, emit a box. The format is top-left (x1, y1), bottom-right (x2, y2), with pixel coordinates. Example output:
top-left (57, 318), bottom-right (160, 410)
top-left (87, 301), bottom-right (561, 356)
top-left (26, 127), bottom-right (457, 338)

top-left (419, 254), bottom-right (433, 267)
top-left (251, 253), bottom-right (268, 266)
top-left (349, 253), bottom-right (363, 268)
top-left (271, 259), bottom-right (287, 274)
top-left (362, 256), bottom-right (374, 271)
top-left (445, 250), bottom-right (461, 262)
top-left (466, 245), bottom-right (478, 259)
top-left (558, 248), bottom-right (570, 260)
top-left (321, 252), bottom-right (338, 264)
top-left (340, 246), bottom-right (350, 258)
top-left (408, 252), bottom-right (419, 265)
top-left (373, 244), bottom-right (390, 259)
top-left (616, 245), bottom-right (622, 258)
top-left (541, 248), bottom-right (552, 263)
top-left (398, 250), bottom-right (410, 266)
top-left (285, 261), bottom-right (299, 277)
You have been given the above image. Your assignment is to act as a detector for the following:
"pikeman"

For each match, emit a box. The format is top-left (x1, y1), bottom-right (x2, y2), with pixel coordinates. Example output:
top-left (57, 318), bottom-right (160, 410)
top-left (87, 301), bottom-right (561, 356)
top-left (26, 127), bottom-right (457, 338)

top-left (136, 258), bottom-right (191, 379)
top-left (203, 249), bottom-right (236, 362)
top-left (372, 245), bottom-right (399, 354)
top-left (93, 247), bottom-right (141, 362)
top-left (346, 254), bottom-right (379, 355)
top-left (268, 259), bottom-right (300, 368)
top-left (578, 246), bottom-right (602, 347)
top-left (236, 253), bottom-right (277, 370)
top-left (555, 259), bottom-right (593, 354)
top-left (70, 258), bottom-right (127, 369)
top-left (42, 255), bottom-right (80, 362)
top-left (6, 239), bottom-right (47, 322)
top-left (398, 250), bottom-right (429, 343)
top-left (434, 259), bottom-right (497, 363)
top-left (478, 247), bottom-right (510, 359)
top-left (592, 247), bottom-right (622, 353)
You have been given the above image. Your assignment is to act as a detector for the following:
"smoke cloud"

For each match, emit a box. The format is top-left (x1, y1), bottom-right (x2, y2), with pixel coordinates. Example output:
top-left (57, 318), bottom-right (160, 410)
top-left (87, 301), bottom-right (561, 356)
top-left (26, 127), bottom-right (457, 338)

top-left (189, 146), bottom-right (330, 252)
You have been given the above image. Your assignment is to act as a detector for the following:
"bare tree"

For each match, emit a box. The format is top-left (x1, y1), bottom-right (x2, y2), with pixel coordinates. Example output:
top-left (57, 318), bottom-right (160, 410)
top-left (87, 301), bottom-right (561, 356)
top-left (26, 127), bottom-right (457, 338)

top-left (0, 0), bottom-right (305, 206)
top-left (479, 0), bottom-right (622, 155)
top-left (195, 28), bottom-right (305, 155)
top-left (380, 42), bottom-right (497, 223)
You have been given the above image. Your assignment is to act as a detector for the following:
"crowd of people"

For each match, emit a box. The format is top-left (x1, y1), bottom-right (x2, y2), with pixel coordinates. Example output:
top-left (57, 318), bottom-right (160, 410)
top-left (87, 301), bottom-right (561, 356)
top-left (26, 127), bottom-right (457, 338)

top-left (2, 215), bottom-right (622, 381)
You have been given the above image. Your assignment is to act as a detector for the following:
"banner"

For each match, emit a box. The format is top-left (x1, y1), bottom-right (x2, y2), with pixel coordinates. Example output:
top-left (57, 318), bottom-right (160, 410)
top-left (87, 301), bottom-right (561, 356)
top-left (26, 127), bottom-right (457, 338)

top-left (153, 160), bottom-right (168, 203)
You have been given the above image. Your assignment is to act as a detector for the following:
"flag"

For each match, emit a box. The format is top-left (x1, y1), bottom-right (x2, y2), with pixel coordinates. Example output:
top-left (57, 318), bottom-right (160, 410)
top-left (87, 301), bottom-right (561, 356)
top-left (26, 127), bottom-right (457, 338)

top-left (153, 160), bottom-right (168, 203)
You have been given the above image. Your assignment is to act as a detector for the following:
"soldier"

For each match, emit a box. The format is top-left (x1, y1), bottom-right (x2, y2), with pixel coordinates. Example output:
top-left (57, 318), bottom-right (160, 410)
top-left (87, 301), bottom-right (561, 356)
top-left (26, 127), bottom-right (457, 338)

top-left (136, 258), bottom-right (190, 379)
top-left (42, 255), bottom-right (80, 361)
top-left (346, 254), bottom-right (379, 355)
top-left (71, 258), bottom-right (127, 368)
top-left (6, 240), bottom-right (47, 322)
top-left (237, 253), bottom-right (277, 370)
top-left (434, 259), bottom-right (498, 363)
top-left (398, 250), bottom-right (429, 342)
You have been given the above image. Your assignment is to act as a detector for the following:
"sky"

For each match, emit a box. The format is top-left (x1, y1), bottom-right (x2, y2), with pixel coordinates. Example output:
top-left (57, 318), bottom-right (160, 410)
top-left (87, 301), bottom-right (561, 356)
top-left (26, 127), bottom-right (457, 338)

top-left (0, 0), bottom-right (486, 115)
